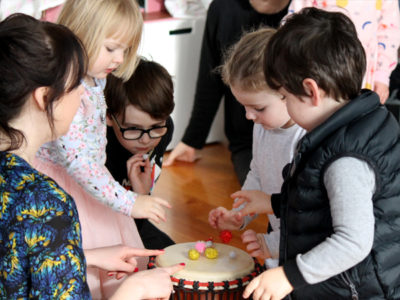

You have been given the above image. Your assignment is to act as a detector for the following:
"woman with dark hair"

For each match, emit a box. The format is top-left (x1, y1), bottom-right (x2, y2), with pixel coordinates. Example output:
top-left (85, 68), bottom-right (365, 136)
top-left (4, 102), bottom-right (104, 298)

top-left (0, 13), bottom-right (183, 299)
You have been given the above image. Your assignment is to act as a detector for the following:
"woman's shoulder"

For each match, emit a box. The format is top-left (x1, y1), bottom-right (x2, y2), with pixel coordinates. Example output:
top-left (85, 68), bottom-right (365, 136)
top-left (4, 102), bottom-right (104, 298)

top-left (1, 153), bottom-right (75, 214)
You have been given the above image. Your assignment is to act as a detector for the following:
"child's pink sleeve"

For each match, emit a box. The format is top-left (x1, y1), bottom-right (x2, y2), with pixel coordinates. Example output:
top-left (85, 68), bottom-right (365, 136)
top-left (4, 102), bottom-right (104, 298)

top-left (375, 0), bottom-right (400, 85)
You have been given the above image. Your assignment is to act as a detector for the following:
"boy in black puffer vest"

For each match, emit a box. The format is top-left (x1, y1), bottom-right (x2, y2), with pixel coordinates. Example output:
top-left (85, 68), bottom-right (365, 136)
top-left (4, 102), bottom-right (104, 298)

top-left (234, 7), bottom-right (400, 300)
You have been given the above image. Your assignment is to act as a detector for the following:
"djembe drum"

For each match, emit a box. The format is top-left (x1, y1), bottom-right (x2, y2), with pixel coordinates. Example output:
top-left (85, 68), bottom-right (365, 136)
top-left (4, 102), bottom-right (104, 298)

top-left (149, 242), bottom-right (264, 300)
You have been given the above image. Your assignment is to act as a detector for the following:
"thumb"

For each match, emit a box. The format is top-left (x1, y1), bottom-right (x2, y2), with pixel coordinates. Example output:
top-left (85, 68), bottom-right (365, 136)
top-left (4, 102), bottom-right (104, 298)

top-left (239, 205), bottom-right (257, 217)
top-left (233, 211), bottom-right (243, 222)
top-left (163, 263), bottom-right (185, 276)
top-left (232, 197), bottom-right (248, 209)
top-left (113, 261), bottom-right (136, 273)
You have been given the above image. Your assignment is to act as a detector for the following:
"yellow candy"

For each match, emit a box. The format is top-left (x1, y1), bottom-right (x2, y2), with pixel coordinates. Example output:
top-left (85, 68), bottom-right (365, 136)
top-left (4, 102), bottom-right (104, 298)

top-left (205, 247), bottom-right (218, 259)
top-left (188, 249), bottom-right (200, 260)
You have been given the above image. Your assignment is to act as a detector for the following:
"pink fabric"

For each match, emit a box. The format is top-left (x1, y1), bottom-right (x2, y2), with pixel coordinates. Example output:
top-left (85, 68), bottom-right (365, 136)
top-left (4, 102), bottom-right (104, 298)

top-left (33, 158), bottom-right (148, 299)
top-left (288, 0), bottom-right (400, 88)
top-left (35, 79), bottom-right (146, 299)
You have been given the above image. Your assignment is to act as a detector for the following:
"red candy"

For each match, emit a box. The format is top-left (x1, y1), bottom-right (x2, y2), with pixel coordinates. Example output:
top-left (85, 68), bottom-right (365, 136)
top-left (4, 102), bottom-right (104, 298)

top-left (220, 230), bottom-right (232, 243)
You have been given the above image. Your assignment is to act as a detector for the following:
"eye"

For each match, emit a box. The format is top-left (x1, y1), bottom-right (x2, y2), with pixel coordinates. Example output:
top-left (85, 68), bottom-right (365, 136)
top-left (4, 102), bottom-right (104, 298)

top-left (106, 47), bottom-right (115, 53)
top-left (280, 94), bottom-right (286, 100)
top-left (255, 107), bottom-right (265, 112)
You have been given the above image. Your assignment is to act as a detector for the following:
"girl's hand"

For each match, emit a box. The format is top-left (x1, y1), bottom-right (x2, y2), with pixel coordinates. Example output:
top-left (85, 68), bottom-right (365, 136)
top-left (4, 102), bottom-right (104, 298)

top-left (208, 206), bottom-right (244, 230)
top-left (127, 154), bottom-right (152, 194)
top-left (231, 190), bottom-right (272, 216)
top-left (241, 230), bottom-right (271, 260)
top-left (110, 263), bottom-right (185, 300)
top-left (243, 267), bottom-right (293, 300)
top-left (84, 245), bottom-right (165, 279)
top-left (131, 195), bottom-right (171, 223)
top-left (163, 142), bottom-right (201, 166)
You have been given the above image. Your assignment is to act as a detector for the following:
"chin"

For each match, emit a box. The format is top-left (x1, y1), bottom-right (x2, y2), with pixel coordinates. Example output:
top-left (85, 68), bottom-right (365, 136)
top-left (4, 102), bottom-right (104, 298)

top-left (262, 124), bottom-right (274, 130)
top-left (134, 149), bottom-right (149, 154)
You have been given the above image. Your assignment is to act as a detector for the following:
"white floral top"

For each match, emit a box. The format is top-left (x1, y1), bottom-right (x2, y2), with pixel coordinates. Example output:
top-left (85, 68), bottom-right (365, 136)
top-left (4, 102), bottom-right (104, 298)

top-left (37, 78), bottom-right (137, 216)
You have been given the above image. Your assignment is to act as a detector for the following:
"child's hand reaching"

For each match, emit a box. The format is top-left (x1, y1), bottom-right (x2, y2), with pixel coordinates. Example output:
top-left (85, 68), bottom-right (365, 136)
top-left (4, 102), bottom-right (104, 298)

top-left (84, 245), bottom-right (165, 280)
top-left (163, 142), bottom-right (201, 166)
top-left (243, 267), bottom-right (293, 300)
top-left (231, 190), bottom-right (272, 216)
top-left (127, 153), bottom-right (153, 195)
top-left (208, 206), bottom-right (244, 231)
top-left (241, 229), bottom-right (271, 260)
top-left (131, 195), bottom-right (171, 223)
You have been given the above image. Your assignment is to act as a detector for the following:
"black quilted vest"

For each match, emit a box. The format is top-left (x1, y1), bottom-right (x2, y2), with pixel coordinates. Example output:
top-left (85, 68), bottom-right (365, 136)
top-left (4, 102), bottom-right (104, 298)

top-left (280, 90), bottom-right (400, 300)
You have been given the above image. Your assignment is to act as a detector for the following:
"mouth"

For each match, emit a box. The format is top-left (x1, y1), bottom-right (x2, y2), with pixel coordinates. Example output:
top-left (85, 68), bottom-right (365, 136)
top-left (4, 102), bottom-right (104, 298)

top-left (106, 68), bottom-right (115, 74)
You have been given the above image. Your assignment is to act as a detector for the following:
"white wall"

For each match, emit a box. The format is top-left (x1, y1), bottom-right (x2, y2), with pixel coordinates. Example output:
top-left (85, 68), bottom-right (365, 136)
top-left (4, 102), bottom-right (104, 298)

top-left (138, 16), bottom-right (225, 150)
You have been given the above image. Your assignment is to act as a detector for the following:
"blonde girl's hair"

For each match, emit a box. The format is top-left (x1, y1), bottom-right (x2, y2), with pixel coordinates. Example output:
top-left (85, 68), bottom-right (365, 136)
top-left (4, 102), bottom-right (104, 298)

top-left (58, 0), bottom-right (143, 81)
top-left (221, 27), bottom-right (277, 92)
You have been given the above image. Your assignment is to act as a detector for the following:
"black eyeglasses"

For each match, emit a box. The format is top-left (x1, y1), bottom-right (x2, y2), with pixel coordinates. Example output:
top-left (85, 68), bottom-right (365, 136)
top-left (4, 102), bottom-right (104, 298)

top-left (111, 114), bottom-right (168, 140)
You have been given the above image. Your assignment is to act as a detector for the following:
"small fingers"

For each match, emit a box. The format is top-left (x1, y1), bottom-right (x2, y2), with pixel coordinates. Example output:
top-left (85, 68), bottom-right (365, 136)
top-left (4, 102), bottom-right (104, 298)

top-left (243, 277), bottom-right (259, 299)
top-left (241, 230), bottom-right (257, 242)
top-left (246, 241), bottom-right (261, 252)
top-left (250, 250), bottom-right (263, 258)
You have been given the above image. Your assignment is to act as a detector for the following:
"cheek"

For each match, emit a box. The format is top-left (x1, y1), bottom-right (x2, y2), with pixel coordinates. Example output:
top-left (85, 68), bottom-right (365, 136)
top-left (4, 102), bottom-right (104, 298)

top-left (285, 100), bottom-right (295, 118)
top-left (118, 138), bottom-right (139, 154)
top-left (72, 95), bottom-right (81, 115)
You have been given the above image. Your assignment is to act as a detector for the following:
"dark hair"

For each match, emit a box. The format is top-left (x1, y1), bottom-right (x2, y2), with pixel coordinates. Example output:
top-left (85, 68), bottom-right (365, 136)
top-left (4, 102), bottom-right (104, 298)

top-left (264, 7), bottom-right (366, 101)
top-left (0, 13), bottom-right (87, 151)
top-left (105, 58), bottom-right (174, 121)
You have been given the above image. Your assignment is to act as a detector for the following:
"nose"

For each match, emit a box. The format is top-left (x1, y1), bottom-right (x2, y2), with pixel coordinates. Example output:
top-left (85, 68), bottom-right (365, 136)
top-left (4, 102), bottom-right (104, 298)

top-left (139, 132), bottom-right (151, 144)
top-left (245, 108), bottom-right (256, 121)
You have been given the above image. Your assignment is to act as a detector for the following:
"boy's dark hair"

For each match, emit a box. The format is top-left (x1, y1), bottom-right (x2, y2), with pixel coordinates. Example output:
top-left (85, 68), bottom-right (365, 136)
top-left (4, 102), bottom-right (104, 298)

top-left (105, 58), bottom-right (174, 121)
top-left (0, 13), bottom-right (87, 151)
top-left (264, 7), bottom-right (366, 101)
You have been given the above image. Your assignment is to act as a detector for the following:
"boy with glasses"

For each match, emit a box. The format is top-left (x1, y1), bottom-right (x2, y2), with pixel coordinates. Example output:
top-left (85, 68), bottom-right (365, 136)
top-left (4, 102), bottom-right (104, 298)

top-left (105, 58), bottom-right (175, 249)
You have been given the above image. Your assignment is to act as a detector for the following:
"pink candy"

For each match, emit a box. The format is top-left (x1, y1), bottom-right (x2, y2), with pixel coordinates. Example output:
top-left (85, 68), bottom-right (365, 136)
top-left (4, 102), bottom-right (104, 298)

top-left (195, 241), bottom-right (206, 253)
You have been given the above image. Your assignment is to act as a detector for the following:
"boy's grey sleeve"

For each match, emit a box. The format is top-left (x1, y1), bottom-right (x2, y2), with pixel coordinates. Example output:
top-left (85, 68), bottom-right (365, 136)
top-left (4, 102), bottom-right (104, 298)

top-left (295, 157), bottom-right (375, 285)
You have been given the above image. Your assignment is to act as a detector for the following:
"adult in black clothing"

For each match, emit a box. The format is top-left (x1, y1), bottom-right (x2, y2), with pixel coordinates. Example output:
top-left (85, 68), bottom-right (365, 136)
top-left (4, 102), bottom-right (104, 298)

top-left (105, 59), bottom-right (175, 249)
top-left (164, 0), bottom-right (290, 185)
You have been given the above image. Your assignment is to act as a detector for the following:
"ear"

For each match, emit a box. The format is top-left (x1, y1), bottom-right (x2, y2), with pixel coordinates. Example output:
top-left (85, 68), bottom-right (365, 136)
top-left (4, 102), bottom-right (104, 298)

top-left (32, 87), bottom-right (49, 111)
top-left (105, 112), bottom-right (113, 126)
top-left (302, 78), bottom-right (324, 107)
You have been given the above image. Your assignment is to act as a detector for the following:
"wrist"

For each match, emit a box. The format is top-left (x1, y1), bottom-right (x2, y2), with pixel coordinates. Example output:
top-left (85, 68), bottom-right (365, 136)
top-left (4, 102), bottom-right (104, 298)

top-left (83, 249), bottom-right (96, 268)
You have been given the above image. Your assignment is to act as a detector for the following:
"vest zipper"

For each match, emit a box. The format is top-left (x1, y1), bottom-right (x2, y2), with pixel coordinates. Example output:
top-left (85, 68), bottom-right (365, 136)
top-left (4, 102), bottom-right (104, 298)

top-left (340, 272), bottom-right (359, 300)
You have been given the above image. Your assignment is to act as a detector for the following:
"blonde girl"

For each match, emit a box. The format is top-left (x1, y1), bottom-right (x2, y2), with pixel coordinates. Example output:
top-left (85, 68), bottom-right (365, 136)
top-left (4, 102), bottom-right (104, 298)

top-left (34, 0), bottom-right (170, 298)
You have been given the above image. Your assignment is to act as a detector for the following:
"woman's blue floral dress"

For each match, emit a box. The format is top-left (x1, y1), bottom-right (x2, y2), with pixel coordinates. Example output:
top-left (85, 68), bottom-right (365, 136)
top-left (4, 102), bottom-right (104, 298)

top-left (0, 152), bottom-right (91, 299)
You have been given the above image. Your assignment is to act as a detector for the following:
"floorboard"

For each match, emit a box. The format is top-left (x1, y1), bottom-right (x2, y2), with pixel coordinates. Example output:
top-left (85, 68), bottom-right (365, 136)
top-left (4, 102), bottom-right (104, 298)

top-left (152, 143), bottom-right (269, 251)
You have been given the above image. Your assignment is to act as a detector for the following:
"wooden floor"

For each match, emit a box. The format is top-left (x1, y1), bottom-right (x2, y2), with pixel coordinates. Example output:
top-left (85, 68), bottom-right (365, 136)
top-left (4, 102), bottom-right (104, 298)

top-left (152, 143), bottom-right (268, 251)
